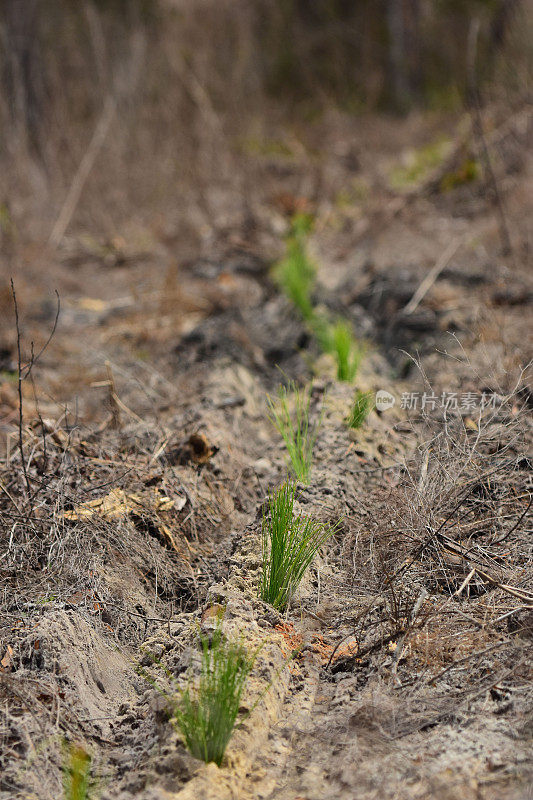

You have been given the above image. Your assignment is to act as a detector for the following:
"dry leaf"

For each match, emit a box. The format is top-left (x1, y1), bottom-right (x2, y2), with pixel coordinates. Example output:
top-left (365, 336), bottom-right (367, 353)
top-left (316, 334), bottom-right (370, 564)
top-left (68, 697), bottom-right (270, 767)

top-left (76, 297), bottom-right (109, 312)
top-left (63, 487), bottom-right (176, 521)
top-left (187, 433), bottom-right (217, 464)
top-left (1, 645), bottom-right (14, 671)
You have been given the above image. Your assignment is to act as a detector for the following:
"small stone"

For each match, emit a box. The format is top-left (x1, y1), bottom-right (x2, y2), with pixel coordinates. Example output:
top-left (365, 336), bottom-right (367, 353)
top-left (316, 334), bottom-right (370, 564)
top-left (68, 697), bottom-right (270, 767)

top-left (254, 458), bottom-right (271, 476)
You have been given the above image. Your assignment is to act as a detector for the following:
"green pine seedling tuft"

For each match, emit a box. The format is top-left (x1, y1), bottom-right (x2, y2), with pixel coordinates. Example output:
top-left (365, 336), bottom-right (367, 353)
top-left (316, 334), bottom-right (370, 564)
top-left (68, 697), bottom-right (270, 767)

top-left (273, 214), bottom-right (316, 321)
top-left (272, 213), bottom-right (365, 385)
top-left (172, 624), bottom-right (257, 766)
top-left (347, 389), bottom-right (374, 429)
top-left (310, 315), bottom-right (363, 382)
top-left (62, 742), bottom-right (92, 800)
top-left (331, 319), bottom-right (363, 382)
top-left (328, 319), bottom-right (363, 382)
top-left (267, 380), bottom-right (322, 484)
top-left (260, 480), bottom-right (337, 611)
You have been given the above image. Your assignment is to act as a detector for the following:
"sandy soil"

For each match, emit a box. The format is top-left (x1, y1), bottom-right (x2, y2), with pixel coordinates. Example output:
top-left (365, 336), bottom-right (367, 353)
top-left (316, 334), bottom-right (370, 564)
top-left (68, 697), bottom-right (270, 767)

top-left (1, 110), bottom-right (532, 800)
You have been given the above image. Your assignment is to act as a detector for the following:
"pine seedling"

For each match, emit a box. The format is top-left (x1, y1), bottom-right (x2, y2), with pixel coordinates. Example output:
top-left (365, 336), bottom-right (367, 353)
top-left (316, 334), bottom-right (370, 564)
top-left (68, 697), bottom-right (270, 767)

top-left (273, 214), bottom-right (316, 321)
top-left (62, 742), bottom-right (92, 800)
top-left (310, 316), bottom-right (363, 382)
top-left (267, 380), bottom-right (321, 484)
top-left (172, 625), bottom-right (257, 766)
top-left (290, 212), bottom-right (314, 238)
top-left (347, 389), bottom-right (374, 429)
top-left (309, 310), bottom-right (332, 352)
top-left (329, 319), bottom-right (363, 382)
top-left (260, 481), bottom-right (337, 611)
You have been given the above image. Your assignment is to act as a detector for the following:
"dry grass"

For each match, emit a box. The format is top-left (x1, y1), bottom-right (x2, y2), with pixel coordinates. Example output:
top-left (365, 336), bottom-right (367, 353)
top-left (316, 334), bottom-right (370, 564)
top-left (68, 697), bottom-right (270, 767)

top-left (1, 302), bottom-right (531, 798)
top-left (340, 385), bottom-right (533, 683)
top-left (0, 9), bottom-right (531, 790)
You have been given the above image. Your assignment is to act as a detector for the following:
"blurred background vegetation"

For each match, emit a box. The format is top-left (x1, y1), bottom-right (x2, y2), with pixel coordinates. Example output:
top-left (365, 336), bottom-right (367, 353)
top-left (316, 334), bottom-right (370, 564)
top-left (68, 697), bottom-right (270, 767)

top-left (0, 0), bottom-right (530, 243)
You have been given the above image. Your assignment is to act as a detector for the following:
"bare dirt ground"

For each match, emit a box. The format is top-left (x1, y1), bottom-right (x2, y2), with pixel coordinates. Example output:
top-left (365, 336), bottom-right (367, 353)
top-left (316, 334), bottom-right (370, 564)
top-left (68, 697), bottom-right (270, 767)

top-left (1, 109), bottom-right (532, 799)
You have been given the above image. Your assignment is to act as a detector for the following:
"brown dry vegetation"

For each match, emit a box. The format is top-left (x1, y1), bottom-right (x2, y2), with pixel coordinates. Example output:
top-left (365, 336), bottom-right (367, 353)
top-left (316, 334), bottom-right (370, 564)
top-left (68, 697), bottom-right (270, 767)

top-left (1, 1), bottom-right (532, 799)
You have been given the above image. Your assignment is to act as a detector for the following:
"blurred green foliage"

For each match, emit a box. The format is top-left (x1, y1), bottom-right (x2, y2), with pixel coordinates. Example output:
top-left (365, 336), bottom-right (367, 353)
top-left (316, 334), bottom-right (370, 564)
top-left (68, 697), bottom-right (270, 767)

top-left (273, 214), bottom-right (316, 321)
top-left (441, 158), bottom-right (480, 190)
top-left (274, 214), bottom-right (364, 383)
top-left (389, 138), bottom-right (453, 189)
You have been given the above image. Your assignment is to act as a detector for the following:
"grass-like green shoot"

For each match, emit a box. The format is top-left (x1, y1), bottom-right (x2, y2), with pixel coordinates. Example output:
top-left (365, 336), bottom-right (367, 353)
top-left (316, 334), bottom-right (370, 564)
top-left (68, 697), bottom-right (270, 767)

top-left (389, 137), bottom-right (453, 190)
top-left (329, 319), bottom-right (363, 382)
top-left (312, 315), bottom-right (363, 382)
top-left (172, 625), bottom-right (257, 766)
top-left (62, 742), bottom-right (92, 800)
top-left (267, 380), bottom-right (321, 483)
top-left (347, 389), bottom-right (374, 429)
top-left (272, 214), bottom-right (366, 385)
top-left (260, 481), bottom-right (337, 611)
top-left (273, 214), bottom-right (316, 321)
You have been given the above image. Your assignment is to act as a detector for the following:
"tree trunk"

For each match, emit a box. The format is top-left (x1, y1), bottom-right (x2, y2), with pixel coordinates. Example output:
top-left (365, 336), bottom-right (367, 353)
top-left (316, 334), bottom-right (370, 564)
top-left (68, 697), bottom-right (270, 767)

top-left (2, 0), bottom-right (44, 152)
top-left (386, 0), bottom-right (410, 112)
